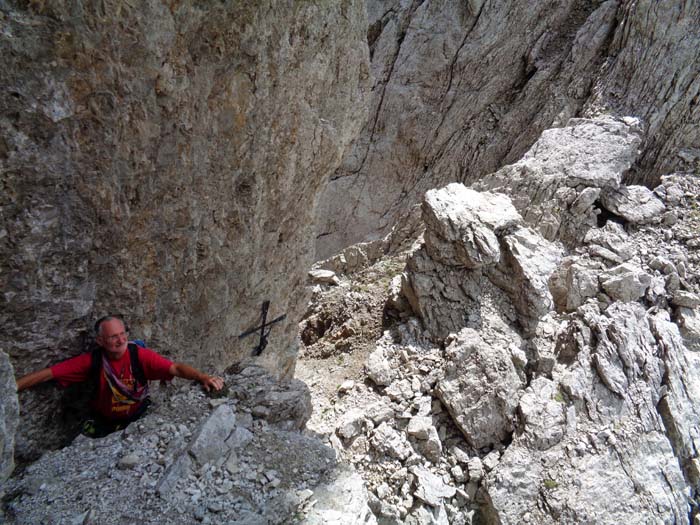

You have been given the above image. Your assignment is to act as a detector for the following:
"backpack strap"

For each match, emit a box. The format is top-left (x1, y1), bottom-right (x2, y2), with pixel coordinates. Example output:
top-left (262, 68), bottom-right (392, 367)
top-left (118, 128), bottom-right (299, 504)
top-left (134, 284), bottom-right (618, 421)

top-left (90, 343), bottom-right (147, 389)
top-left (128, 343), bottom-right (147, 387)
top-left (89, 344), bottom-right (103, 393)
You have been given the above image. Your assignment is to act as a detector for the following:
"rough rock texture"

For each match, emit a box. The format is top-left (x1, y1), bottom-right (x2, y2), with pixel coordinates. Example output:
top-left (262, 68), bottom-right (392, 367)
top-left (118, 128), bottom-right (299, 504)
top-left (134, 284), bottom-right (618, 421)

top-left (436, 329), bottom-right (524, 449)
top-left (476, 116), bottom-right (643, 246)
top-left (0, 350), bottom-right (19, 486)
top-left (402, 183), bottom-right (562, 338)
top-left (315, 0), bottom-right (700, 258)
top-left (2, 365), bottom-right (353, 525)
top-left (1, 1), bottom-right (369, 453)
top-left (297, 122), bottom-right (700, 524)
top-left (301, 466), bottom-right (377, 525)
top-left (483, 304), bottom-right (694, 525)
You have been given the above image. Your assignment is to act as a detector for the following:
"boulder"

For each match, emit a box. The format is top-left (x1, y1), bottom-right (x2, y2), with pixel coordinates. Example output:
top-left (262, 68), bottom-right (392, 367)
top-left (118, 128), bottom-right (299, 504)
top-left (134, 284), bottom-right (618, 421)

top-left (301, 466), bottom-right (377, 525)
top-left (371, 423), bottom-right (412, 461)
top-left (407, 416), bottom-right (435, 440)
top-left (599, 263), bottom-right (652, 303)
top-left (517, 377), bottom-right (566, 450)
top-left (336, 409), bottom-right (367, 441)
top-left (549, 256), bottom-right (603, 312)
top-left (188, 405), bottom-right (236, 466)
top-left (366, 347), bottom-right (396, 386)
top-left (600, 185), bottom-right (666, 224)
top-left (497, 227), bottom-right (563, 330)
top-left (411, 466), bottom-right (456, 507)
top-left (435, 329), bottom-right (524, 449)
top-left (671, 291), bottom-right (700, 309)
top-left (484, 303), bottom-right (692, 524)
top-left (676, 307), bottom-right (700, 352)
top-left (583, 222), bottom-right (633, 262)
top-left (476, 117), bottom-right (642, 245)
top-left (422, 184), bottom-right (521, 269)
top-left (308, 270), bottom-right (340, 286)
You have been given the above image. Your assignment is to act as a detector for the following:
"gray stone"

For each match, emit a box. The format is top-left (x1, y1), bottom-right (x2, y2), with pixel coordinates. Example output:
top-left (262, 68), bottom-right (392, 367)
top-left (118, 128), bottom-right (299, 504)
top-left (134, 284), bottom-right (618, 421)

top-left (386, 379), bottom-right (414, 402)
top-left (484, 303), bottom-right (692, 524)
top-left (189, 405), bottom-right (236, 466)
top-left (599, 263), bottom-right (652, 303)
top-left (517, 378), bottom-right (566, 450)
top-left (308, 269), bottom-right (340, 286)
top-left (301, 466), bottom-right (376, 525)
top-left (436, 329), bottom-right (524, 449)
top-left (466, 458), bottom-right (484, 483)
top-left (371, 423), bottom-right (412, 461)
top-left (224, 426), bottom-right (253, 451)
top-left (411, 465), bottom-right (456, 507)
top-left (549, 256), bottom-right (603, 312)
top-left (338, 380), bottom-right (355, 394)
top-left (600, 185), bottom-right (666, 224)
top-left (226, 366), bottom-right (312, 430)
top-left (498, 227), bottom-right (563, 330)
top-left (366, 347), bottom-right (395, 386)
top-left (0, 350), bottom-right (19, 485)
top-left (676, 307), bottom-right (700, 352)
top-left (482, 451), bottom-right (501, 472)
top-left (157, 454), bottom-right (193, 497)
top-left (117, 453), bottom-right (140, 470)
top-left (476, 118), bottom-right (642, 246)
top-left (584, 222), bottom-right (633, 262)
top-left (337, 409), bottom-right (367, 441)
top-left (422, 428), bottom-right (443, 463)
top-left (422, 184), bottom-right (521, 269)
top-left (407, 416), bottom-right (435, 440)
top-left (671, 290), bottom-right (700, 309)
top-left (365, 402), bottom-right (395, 424)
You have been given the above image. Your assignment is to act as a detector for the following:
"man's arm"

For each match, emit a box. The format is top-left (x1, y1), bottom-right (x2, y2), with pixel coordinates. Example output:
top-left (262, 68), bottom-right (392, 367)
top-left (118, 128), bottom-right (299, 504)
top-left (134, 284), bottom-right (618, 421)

top-left (168, 363), bottom-right (224, 392)
top-left (16, 368), bottom-right (54, 392)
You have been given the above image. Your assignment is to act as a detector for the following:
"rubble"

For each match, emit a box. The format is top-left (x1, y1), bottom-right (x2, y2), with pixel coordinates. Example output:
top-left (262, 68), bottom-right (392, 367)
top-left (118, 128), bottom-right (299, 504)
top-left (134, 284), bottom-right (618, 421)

top-left (296, 164), bottom-right (700, 524)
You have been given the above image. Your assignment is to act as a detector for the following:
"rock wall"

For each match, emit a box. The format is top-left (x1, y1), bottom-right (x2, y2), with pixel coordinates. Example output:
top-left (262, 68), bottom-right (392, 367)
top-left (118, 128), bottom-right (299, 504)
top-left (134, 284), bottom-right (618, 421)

top-left (315, 0), bottom-right (700, 259)
top-left (1, 1), bottom-right (369, 453)
top-left (0, 350), bottom-right (19, 486)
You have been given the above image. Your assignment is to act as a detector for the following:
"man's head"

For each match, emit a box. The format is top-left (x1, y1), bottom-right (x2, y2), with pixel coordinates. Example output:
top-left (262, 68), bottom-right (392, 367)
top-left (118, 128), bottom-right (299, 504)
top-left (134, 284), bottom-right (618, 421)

top-left (95, 316), bottom-right (129, 359)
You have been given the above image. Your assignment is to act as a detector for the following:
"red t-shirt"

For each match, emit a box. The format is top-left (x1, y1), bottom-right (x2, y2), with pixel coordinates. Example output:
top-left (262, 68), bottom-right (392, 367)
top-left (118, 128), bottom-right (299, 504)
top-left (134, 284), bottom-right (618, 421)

top-left (51, 346), bottom-right (174, 421)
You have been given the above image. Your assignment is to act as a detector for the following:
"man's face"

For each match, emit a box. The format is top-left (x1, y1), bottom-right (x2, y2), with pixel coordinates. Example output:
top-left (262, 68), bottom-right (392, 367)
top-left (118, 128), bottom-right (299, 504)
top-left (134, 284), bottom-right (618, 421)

top-left (96, 318), bottom-right (129, 359)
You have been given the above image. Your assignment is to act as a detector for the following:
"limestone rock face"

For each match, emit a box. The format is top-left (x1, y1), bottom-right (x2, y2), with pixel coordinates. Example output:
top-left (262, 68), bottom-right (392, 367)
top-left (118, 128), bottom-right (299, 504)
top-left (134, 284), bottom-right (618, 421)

top-left (315, 0), bottom-right (700, 257)
top-left (2, 2), bottom-right (369, 452)
top-left (0, 350), bottom-right (19, 486)
top-left (483, 304), bottom-right (696, 524)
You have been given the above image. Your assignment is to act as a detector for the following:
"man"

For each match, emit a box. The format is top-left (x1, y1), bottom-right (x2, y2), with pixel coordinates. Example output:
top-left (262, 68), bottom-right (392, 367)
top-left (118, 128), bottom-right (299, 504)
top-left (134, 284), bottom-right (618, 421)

top-left (16, 316), bottom-right (224, 436)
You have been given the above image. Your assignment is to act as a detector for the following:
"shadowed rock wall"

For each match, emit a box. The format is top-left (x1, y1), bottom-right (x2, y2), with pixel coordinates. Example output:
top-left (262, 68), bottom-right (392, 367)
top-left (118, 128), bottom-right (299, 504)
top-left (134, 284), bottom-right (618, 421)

top-left (315, 0), bottom-right (700, 259)
top-left (1, 1), bottom-right (369, 453)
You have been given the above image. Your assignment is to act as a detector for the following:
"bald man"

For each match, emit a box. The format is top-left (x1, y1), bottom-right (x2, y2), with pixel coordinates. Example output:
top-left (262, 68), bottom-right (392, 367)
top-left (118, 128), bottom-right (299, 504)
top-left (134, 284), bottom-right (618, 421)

top-left (16, 316), bottom-right (224, 437)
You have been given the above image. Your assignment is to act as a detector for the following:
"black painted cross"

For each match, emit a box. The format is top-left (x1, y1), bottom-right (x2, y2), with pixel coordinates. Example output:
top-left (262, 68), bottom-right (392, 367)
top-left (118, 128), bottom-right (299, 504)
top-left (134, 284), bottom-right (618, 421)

top-left (238, 301), bottom-right (286, 356)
